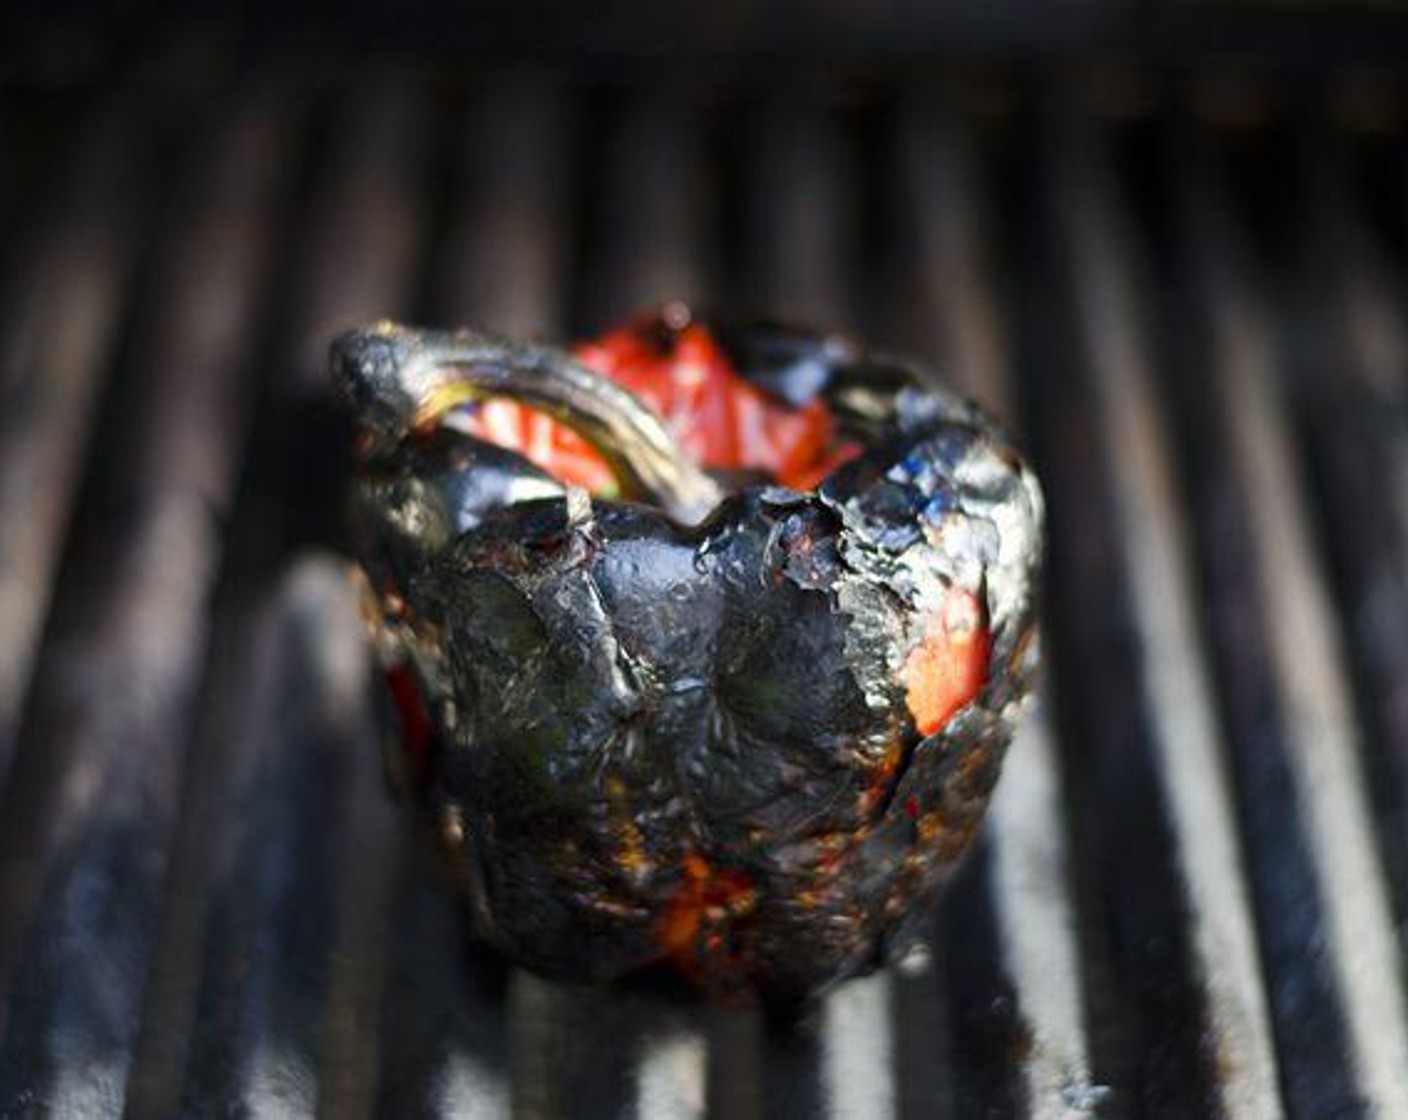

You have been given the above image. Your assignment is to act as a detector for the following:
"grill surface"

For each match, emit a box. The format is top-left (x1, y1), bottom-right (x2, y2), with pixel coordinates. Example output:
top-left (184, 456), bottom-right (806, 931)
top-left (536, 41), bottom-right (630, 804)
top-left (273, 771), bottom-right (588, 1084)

top-left (1, 51), bottom-right (1407, 1119)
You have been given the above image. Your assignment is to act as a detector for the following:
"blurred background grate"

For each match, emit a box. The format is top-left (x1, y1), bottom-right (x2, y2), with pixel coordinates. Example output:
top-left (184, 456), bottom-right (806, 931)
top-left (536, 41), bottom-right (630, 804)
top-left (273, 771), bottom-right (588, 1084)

top-left (0, 22), bottom-right (1407, 1118)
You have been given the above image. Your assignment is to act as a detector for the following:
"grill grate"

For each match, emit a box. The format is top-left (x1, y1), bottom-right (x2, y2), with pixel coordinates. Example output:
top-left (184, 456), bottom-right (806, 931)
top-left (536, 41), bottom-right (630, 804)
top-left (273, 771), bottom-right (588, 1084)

top-left (1, 54), bottom-right (1407, 1118)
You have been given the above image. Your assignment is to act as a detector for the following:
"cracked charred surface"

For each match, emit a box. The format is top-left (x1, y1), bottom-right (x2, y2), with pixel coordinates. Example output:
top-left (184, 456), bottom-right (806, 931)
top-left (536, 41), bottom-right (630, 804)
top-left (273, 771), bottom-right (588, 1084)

top-left (336, 308), bottom-right (1044, 1000)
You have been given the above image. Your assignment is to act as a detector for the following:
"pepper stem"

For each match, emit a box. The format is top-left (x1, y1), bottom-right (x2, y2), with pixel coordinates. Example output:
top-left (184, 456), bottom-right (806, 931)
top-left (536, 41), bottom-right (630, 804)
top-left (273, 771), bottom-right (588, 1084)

top-left (332, 322), bottom-right (723, 525)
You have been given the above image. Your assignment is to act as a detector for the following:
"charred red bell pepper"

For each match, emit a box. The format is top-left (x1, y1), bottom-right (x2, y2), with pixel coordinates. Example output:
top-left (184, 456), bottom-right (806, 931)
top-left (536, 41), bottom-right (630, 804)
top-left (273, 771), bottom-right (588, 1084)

top-left (333, 307), bottom-right (1044, 1000)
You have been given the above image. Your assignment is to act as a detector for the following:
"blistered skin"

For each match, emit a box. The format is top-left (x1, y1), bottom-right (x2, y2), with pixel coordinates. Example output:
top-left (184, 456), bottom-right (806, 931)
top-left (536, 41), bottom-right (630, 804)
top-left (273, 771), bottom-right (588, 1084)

top-left (336, 309), bottom-right (1043, 999)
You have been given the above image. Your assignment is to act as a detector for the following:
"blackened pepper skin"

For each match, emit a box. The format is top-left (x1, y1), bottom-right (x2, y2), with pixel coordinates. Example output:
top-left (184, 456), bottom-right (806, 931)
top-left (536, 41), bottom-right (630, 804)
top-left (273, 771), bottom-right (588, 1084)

top-left (334, 309), bottom-right (1044, 1000)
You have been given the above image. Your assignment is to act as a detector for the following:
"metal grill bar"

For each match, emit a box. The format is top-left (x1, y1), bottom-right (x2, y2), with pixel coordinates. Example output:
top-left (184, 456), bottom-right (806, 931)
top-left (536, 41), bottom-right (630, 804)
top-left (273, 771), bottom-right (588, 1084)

top-left (0, 59), bottom-right (1406, 1120)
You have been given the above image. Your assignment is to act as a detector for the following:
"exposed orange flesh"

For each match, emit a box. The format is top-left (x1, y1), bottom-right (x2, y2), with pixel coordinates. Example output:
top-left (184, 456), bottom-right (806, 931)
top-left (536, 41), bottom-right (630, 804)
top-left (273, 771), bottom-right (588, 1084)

top-left (655, 852), bottom-right (755, 968)
top-left (900, 587), bottom-right (990, 737)
top-left (458, 316), bottom-right (859, 492)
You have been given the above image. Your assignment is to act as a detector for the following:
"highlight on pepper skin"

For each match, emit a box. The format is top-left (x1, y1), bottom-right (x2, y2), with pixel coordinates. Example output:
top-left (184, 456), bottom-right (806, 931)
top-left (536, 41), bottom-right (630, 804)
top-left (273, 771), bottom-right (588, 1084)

top-left (333, 305), bottom-right (1044, 1000)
